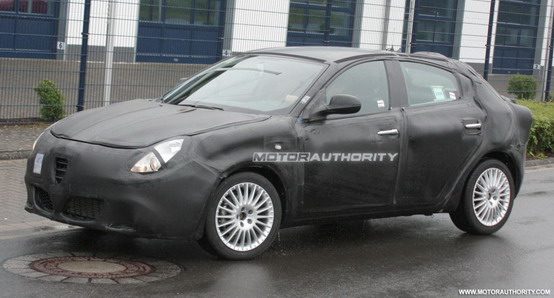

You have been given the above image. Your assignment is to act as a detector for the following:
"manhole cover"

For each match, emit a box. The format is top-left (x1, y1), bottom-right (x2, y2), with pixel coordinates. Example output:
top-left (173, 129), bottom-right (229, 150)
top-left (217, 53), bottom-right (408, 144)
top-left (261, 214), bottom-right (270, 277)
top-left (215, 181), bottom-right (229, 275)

top-left (2, 252), bottom-right (181, 284)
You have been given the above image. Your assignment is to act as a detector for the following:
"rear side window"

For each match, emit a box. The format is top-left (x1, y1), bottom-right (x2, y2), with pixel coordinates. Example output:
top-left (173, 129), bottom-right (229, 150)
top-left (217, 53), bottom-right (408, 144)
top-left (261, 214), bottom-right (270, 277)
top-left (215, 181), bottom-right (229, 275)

top-left (400, 62), bottom-right (460, 106)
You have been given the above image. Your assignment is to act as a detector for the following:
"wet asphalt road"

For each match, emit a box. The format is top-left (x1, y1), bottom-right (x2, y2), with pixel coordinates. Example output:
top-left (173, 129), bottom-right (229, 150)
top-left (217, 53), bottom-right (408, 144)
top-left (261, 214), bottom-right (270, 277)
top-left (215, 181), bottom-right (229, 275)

top-left (1, 166), bottom-right (553, 297)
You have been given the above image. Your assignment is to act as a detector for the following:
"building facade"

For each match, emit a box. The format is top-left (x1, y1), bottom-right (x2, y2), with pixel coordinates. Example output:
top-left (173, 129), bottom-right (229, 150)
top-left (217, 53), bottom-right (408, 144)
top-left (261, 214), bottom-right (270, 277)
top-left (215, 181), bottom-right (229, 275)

top-left (0, 0), bottom-right (552, 75)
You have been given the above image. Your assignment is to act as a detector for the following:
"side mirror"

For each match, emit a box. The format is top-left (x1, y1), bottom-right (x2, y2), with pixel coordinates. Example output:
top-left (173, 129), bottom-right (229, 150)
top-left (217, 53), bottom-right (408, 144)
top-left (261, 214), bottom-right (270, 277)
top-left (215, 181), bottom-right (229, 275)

top-left (314, 94), bottom-right (361, 118)
top-left (326, 94), bottom-right (361, 115)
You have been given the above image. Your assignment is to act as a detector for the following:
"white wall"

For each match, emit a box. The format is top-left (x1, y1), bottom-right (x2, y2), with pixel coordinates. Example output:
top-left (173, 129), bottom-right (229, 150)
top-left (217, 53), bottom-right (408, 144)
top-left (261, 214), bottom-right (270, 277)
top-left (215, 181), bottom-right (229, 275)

top-left (539, 1), bottom-right (553, 68)
top-left (357, 0), bottom-right (387, 50)
top-left (113, 0), bottom-right (140, 48)
top-left (458, 0), bottom-right (496, 64)
top-left (228, 0), bottom-right (290, 52)
top-left (386, 0), bottom-right (407, 50)
top-left (356, 0), bottom-right (406, 50)
top-left (66, 0), bottom-right (85, 46)
top-left (65, 0), bottom-right (139, 48)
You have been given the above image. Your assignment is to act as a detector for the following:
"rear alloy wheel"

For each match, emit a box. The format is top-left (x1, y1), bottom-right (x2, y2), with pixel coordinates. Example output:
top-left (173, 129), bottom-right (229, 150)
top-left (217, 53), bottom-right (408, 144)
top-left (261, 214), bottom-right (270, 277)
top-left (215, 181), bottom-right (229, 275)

top-left (201, 173), bottom-right (281, 260)
top-left (450, 159), bottom-right (515, 234)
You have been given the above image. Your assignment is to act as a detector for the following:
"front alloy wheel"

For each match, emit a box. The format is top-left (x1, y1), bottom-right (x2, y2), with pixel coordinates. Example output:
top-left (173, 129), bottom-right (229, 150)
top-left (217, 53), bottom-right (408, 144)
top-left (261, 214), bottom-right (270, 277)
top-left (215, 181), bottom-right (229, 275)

top-left (216, 182), bottom-right (275, 251)
top-left (450, 159), bottom-right (515, 234)
top-left (201, 173), bottom-right (282, 260)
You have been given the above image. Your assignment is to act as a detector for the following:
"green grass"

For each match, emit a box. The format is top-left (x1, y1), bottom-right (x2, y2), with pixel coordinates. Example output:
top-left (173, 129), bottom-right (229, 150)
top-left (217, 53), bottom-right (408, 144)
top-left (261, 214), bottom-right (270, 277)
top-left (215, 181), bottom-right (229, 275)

top-left (518, 100), bottom-right (554, 158)
top-left (518, 100), bottom-right (554, 119)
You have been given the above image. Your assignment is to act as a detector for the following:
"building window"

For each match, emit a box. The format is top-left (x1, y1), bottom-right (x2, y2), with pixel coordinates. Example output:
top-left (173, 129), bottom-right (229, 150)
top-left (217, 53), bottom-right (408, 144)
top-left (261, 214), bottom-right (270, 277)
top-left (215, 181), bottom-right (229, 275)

top-left (287, 0), bottom-right (356, 47)
top-left (139, 0), bottom-right (220, 26)
top-left (493, 0), bottom-right (540, 74)
top-left (402, 0), bottom-right (458, 57)
top-left (137, 0), bottom-right (225, 64)
top-left (0, 0), bottom-right (53, 15)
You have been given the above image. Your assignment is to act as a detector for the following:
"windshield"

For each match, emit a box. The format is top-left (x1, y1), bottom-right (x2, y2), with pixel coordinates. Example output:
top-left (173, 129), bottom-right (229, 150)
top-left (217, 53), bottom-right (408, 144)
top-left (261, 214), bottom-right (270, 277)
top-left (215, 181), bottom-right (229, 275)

top-left (163, 55), bottom-right (326, 114)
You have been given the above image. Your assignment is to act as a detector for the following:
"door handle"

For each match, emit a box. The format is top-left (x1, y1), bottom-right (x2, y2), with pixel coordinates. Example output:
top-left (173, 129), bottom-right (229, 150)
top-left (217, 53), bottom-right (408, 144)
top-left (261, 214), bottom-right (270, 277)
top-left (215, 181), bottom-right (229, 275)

top-left (464, 122), bottom-right (482, 129)
top-left (378, 129), bottom-right (399, 136)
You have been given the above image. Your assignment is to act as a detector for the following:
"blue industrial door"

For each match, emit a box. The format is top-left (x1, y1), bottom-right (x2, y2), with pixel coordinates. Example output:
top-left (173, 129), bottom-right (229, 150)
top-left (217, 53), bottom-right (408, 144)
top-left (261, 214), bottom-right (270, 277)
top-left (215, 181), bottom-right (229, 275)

top-left (0, 0), bottom-right (59, 59)
top-left (137, 0), bottom-right (225, 64)
top-left (402, 0), bottom-right (458, 57)
top-left (493, 0), bottom-right (540, 75)
top-left (287, 0), bottom-right (356, 47)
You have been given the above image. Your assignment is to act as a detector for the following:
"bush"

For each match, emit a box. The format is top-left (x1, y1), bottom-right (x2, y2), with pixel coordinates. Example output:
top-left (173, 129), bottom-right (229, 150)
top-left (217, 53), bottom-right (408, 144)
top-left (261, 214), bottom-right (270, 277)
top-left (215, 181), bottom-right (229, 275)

top-left (518, 100), bottom-right (554, 157)
top-left (507, 74), bottom-right (537, 100)
top-left (34, 79), bottom-right (65, 121)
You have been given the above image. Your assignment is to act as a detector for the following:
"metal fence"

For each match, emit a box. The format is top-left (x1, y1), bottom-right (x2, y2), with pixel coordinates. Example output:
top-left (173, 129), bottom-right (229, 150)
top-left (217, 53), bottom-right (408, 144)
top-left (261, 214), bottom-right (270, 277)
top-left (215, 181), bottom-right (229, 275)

top-left (0, 0), bottom-right (553, 123)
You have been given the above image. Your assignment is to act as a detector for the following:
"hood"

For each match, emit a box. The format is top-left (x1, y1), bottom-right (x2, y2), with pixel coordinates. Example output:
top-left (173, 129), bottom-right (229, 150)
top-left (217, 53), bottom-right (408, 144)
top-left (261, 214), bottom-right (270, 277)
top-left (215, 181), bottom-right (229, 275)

top-left (51, 99), bottom-right (269, 148)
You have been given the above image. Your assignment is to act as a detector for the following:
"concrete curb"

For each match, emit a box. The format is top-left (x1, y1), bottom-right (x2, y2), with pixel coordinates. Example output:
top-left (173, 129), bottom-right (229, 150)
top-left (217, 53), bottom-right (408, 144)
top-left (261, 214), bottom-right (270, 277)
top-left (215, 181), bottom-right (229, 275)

top-left (0, 151), bottom-right (31, 161)
top-left (525, 157), bottom-right (554, 167)
top-left (1, 150), bottom-right (554, 168)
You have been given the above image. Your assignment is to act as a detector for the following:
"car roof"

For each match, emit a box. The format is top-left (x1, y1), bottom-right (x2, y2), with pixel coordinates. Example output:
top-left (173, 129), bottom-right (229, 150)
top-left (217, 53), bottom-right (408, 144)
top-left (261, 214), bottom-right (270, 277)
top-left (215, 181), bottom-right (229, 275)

top-left (247, 46), bottom-right (477, 79)
top-left (248, 46), bottom-right (448, 63)
top-left (248, 46), bottom-right (394, 63)
top-left (246, 46), bottom-right (481, 80)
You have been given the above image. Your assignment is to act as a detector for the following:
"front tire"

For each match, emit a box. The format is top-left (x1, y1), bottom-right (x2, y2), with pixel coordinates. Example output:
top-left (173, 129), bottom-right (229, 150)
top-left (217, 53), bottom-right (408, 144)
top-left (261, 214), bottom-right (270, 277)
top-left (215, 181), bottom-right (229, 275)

top-left (201, 173), bottom-right (282, 260)
top-left (450, 159), bottom-right (515, 235)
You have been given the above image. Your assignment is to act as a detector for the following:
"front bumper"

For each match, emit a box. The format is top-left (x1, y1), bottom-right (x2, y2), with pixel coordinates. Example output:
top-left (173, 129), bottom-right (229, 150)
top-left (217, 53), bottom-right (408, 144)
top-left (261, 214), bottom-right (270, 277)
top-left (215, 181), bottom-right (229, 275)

top-left (24, 131), bottom-right (219, 239)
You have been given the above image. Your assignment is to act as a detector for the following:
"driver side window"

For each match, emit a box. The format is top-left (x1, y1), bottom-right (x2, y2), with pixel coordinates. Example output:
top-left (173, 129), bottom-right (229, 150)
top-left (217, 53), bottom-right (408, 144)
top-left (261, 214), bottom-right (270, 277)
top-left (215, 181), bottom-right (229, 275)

top-left (326, 61), bottom-right (390, 115)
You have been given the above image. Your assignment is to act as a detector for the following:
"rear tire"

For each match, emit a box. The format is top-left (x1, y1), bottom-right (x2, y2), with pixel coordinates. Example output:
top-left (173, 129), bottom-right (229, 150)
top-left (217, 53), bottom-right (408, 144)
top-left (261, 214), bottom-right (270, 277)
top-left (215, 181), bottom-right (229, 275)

top-left (199, 173), bottom-right (282, 260)
top-left (450, 159), bottom-right (515, 235)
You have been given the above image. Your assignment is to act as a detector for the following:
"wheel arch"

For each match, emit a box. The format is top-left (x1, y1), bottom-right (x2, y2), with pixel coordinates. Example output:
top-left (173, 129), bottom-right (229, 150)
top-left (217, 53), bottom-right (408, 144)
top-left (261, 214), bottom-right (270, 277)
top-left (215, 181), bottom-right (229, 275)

top-left (481, 151), bottom-right (521, 194)
top-left (229, 165), bottom-right (288, 216)
top-left (443, 150), bottom-right (521, 213)
top-left (449, 156), bottom-right (517, 234)
top-left (193, 164), bottom-right (289, 240)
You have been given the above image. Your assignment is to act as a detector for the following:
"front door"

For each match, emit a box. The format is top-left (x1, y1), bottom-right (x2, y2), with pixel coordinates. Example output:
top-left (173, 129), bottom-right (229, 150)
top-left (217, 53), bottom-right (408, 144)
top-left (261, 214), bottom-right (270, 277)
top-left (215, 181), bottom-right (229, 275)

top-left (298, 60), bottom-right (402, 214)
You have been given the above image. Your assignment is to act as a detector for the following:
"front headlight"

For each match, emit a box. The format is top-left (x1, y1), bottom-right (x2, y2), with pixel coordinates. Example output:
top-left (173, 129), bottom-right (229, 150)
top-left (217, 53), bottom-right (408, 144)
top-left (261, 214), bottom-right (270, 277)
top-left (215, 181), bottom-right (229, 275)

top-left (130, 152), bottom-right (162, 173)
top-left (131, 138), bottom-right (184, 173)
top-left (154, 139), bottom-right (184, 163)
top-left (32, 132), bottom-right (44, 151)
top-left (32, 121), bottom-right (59, 151)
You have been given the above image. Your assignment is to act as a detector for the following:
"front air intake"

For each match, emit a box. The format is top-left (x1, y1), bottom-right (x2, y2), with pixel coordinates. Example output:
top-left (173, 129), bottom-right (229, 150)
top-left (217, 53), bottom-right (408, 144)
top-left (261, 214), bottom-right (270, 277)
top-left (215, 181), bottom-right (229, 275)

top-left (54, 157), bottom-right (69, 184)
top-left (64, 197), bottom-right (104, 220)
top-left (34, 187), bottom-right (54, 212)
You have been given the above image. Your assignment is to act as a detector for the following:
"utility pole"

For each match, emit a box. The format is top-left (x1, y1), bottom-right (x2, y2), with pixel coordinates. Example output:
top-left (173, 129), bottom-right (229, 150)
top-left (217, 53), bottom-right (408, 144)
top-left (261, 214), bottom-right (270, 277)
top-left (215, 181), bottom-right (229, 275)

top-left (543, 2), bottom-right (554, 101)
top-left (382, 0), bottom-right (392, 50)
top-left (104, 0), bottom-right (117, 107)
top-left (406, 0), bottom-right (416, 53)
top-left (77, 0), bottom-right (92, 112)
top-left (483, 0), bottom-right (496, 81)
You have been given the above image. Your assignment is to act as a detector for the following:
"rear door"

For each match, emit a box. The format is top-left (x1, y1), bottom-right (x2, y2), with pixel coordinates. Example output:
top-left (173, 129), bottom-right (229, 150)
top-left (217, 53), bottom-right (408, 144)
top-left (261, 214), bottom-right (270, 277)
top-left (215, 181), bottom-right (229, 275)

top-left (393, 60), bottom-right (484, 207)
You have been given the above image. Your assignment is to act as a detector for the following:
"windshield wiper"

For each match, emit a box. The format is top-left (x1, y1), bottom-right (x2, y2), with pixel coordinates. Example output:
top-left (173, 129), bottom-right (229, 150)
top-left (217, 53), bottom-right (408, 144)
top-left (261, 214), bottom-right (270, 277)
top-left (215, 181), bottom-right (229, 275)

top-left (180, 103), bottom-right (224, 111)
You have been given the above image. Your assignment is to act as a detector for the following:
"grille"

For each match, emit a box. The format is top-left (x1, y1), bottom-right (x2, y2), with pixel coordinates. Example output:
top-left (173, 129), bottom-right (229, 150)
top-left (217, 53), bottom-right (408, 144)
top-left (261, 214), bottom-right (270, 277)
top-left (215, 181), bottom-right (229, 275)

top-left (34, 187), bottom-right (54, 212)
top-left (64, 197), bottom-right (104, 220)
top-left (54, 157), bottom-right (69, 184)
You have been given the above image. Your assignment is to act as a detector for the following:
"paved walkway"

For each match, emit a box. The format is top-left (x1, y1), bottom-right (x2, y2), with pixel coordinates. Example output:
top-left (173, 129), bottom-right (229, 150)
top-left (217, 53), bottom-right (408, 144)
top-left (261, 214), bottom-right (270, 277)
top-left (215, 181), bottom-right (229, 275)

top-left (0, 123), bottom-right (50, 159)
top-left (0, 159), bottom-right (72, 238)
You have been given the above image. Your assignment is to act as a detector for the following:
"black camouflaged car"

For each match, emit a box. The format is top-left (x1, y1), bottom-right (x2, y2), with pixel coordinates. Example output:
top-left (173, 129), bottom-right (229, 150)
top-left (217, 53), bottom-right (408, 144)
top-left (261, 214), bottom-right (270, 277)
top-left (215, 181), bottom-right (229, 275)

top-left (25, 47), bottom-right (533, 259)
